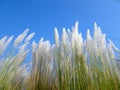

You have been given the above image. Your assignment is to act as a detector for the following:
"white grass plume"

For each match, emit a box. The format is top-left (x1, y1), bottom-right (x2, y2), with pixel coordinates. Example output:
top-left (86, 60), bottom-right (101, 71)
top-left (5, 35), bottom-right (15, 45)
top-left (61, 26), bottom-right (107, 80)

top-left (14, 29), bottom-right (29, 47)
top-left (0, 22), bottom-right (120, 90)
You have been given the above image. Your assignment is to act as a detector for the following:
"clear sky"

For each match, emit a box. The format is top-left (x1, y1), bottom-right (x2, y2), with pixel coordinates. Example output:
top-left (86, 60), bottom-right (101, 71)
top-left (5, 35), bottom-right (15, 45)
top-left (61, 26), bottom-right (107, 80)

top-left (0, 0), bottom-right (120, 48)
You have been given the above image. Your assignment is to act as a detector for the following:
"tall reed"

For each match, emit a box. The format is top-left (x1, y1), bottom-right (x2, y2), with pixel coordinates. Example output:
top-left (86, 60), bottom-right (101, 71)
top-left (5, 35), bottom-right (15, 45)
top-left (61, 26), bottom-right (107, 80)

top-left (0, 22), bottom-right (120, 90)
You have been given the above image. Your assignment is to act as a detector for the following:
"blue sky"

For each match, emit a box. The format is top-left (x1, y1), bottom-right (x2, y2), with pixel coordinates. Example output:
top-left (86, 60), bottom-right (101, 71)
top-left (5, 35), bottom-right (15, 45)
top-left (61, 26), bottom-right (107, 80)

top-left (0, 0), bottom-right (120, 48)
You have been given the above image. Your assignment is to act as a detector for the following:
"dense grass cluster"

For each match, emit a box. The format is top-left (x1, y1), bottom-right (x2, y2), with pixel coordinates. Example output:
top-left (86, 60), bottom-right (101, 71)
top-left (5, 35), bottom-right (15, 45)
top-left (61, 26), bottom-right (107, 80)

top-left (0, 22), bottom-right (120, 90)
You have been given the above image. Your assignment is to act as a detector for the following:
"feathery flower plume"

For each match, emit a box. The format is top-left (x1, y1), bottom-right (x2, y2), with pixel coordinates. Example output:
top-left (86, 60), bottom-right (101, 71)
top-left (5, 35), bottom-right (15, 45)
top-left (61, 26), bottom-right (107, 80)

top-left (0, 22), bottom-right (120, 90)
top-left (0, 36), bottom-right (13, 55)
top-left (54, 27), bottom-right (60, 47)
top-left (14, 29), bottom-right (29, 47)
top-left (25, 32), bottom-right (35, 43)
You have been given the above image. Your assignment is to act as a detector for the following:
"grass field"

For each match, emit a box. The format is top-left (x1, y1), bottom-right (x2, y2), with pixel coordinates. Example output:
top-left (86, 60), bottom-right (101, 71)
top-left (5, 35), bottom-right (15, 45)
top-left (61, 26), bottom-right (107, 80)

top-left (0, 22), bottom-right (120, 90)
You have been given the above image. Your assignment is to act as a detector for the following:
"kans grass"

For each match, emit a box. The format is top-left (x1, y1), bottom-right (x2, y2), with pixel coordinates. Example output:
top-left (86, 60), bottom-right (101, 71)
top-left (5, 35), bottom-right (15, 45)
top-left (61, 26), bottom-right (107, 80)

top-left (0, 22), bottom-right (120, 90)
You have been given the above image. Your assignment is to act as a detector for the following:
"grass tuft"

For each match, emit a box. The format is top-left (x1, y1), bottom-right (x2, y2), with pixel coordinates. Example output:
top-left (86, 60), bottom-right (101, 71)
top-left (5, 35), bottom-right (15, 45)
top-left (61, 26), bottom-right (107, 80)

top-left (0, 22), bottom-right (120, 90)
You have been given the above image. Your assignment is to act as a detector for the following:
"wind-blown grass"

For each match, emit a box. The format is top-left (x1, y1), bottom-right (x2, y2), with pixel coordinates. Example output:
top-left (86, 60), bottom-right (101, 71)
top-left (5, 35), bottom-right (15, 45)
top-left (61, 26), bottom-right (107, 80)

top-left (0, 22), bottom-right (120, 90)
